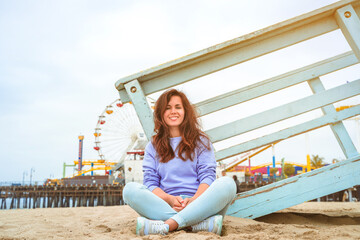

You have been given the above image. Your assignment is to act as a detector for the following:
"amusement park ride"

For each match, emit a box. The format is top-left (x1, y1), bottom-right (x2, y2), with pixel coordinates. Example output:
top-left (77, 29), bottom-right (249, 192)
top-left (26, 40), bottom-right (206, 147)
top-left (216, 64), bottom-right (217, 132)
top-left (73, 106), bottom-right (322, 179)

top-left (91, 99), bottom-right (150, 183)
top-left (58, 100), bottom-right (150, 185)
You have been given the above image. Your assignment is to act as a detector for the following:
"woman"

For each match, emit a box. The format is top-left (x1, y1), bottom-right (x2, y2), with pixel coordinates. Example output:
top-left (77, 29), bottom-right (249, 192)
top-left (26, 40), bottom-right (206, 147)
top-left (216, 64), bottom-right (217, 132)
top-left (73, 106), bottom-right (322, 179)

top-left (233, 175), bottom-right (241, 193)
top-left (123, 89), bottom-right (236, 236)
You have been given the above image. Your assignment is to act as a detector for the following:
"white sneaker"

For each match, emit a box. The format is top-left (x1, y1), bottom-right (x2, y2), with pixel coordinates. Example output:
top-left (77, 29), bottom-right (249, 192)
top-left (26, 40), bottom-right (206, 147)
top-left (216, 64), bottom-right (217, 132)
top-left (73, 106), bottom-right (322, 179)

top-left (191, 215), bottom-right (223, 235)
top-left (136, 217), bottom-right (169, 236)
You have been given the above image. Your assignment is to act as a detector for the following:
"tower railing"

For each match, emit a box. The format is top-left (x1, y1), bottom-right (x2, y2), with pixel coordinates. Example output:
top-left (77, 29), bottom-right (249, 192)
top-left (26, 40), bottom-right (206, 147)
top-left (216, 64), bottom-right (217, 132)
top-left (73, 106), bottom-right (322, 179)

top-left (115, 0), bottom-right (360, 218)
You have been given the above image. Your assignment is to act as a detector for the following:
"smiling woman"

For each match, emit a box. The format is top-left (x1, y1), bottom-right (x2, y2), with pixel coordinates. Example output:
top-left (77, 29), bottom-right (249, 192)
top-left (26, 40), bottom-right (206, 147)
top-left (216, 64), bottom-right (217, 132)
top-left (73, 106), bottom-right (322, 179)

top-left (122, 89), bottom-right (237, 236)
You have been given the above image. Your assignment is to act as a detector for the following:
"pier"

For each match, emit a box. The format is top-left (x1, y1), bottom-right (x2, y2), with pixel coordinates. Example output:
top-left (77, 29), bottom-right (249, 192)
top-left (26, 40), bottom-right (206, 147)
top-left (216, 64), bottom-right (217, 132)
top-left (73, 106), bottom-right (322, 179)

top-left (0, 185), bottom-right (124, 210)
top-left (0, 181), bottom-right (273, 210)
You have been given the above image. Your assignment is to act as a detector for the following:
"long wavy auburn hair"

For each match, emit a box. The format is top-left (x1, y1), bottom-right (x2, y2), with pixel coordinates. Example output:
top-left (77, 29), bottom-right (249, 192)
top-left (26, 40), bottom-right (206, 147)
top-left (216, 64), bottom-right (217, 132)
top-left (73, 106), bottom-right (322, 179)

top-left (152, 89), bottom-right (210, 163)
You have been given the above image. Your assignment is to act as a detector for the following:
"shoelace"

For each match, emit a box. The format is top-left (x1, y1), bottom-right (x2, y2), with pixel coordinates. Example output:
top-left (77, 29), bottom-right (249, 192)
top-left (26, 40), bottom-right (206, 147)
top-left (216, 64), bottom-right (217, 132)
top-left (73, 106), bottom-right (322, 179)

top-left (150, 221), bottom-right (168, 235)
top-left (192, 218), bottom-right (210, 231)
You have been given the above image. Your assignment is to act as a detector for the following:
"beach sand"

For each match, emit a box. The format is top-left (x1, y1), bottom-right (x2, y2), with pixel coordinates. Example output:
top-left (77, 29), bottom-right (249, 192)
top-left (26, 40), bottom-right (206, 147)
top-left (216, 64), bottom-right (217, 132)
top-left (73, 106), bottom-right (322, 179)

top-left (0, 202), bottom-right (359, 240)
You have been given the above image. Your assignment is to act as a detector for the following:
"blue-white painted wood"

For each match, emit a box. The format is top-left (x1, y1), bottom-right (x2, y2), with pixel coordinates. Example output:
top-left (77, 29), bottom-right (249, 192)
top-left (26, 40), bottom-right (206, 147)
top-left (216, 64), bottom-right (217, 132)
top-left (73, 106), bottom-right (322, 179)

top-left (226, 154), bottom-right (360, 219)
top-left (348, 188), bottom-right (353, 202)
top-left (307, 78), bottom-right (358, 158)
top-left (336, 4), bottom-right (360, 60)
top-left (215, 105), bottom-right (360, 161)
top-left (118, 89), bottom-right (129, 106)
top-left (207, 79), bottom-right (360, 143)
top-left (115, 0), bottom-right (360, 103)
top-left (123, 80), bottom-right (154, 141)
top-left (196, 52), bottom-right (358, 116)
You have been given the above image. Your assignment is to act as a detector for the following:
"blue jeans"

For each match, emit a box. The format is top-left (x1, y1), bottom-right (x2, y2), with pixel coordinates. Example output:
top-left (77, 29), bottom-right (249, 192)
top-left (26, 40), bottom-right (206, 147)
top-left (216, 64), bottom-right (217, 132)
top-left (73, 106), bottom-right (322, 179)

top-left (123, 176), bottom-right (236, 229)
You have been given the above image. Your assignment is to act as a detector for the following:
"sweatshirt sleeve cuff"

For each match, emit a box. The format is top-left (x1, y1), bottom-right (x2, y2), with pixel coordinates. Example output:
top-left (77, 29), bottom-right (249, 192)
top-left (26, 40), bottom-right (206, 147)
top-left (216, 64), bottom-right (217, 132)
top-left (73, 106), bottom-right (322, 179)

top-left (147, 185), bottom-right (159, 192)
top-left (200, 177), bottom-right (214, 186)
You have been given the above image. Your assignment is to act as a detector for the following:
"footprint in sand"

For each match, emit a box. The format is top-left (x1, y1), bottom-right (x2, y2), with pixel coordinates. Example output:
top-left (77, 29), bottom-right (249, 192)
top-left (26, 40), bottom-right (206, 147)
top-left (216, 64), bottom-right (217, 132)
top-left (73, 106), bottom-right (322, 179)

top-left (96, 224), bottom-right (111, 233)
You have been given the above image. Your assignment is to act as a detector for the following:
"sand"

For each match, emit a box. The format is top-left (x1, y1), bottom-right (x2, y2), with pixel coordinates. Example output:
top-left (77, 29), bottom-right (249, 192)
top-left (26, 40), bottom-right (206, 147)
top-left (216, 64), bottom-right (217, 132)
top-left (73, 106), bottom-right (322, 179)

top-left (0, 202), bottom-right (359, 240)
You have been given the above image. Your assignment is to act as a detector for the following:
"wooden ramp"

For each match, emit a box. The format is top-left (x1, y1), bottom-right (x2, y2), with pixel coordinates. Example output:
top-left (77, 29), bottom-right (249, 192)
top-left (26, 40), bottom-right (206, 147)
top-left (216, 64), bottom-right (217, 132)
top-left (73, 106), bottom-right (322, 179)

top-left (114, 0), bottom-right (360, 218)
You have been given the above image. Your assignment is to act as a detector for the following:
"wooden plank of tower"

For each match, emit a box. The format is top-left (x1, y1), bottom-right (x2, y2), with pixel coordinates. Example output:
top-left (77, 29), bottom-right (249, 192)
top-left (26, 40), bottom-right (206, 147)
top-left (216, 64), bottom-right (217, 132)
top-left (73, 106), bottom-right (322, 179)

top-left (226, 155), bottom-right (360, 219)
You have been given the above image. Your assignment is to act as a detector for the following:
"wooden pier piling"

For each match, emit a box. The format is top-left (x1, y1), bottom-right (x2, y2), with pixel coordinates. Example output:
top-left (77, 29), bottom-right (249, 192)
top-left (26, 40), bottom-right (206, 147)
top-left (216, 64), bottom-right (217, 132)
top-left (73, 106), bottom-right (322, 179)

top-left (0, 185), bottom-right (123, 210)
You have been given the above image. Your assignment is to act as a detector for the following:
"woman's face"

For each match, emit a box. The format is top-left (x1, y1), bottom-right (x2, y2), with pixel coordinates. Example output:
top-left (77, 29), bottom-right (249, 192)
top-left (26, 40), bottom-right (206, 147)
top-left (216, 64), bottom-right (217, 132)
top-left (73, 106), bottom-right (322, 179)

top-left (163, 95), bottom-right (185, 131)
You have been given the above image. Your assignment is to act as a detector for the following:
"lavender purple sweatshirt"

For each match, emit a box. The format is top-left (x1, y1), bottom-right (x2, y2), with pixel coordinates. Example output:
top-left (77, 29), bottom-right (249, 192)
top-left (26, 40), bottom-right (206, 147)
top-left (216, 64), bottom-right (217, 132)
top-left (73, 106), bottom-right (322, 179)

top-left (142, 136), bottom-right (216, 196)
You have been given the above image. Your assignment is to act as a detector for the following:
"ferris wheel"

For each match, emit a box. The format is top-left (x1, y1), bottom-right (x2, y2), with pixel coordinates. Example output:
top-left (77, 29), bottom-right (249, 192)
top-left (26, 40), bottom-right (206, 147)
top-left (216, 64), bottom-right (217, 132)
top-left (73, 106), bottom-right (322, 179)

top-left (93, 99), bottom-right (153, 165)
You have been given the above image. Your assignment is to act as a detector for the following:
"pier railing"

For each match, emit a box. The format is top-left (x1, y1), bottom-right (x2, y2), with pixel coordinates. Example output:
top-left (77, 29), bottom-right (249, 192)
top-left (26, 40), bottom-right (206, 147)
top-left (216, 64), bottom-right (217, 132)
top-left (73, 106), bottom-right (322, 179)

top-left (0, 185), bottom-right (124, 210)
top-left (115, 0), bottom-right (360, 218)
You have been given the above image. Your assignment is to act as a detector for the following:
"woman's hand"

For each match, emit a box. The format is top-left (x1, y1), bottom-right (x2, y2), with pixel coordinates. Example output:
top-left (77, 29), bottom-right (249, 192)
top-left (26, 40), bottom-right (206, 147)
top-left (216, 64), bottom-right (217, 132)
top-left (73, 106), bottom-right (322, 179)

top-left (172, 197), bottom-right (196, 211)
top-left (182, 197), bottom-right (195, 207)
top-left (168, 195), bottom-right (185, 212)
top-left (152, 188), bottom-right (183, 210)
top-left (174, 183), bottom-right (210, 210)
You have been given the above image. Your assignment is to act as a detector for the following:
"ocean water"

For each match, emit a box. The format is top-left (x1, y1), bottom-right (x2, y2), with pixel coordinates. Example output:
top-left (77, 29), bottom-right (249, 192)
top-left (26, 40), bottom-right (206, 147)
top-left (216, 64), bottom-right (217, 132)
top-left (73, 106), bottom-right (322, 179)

top-left (0, 197), bottom-right (117, 210)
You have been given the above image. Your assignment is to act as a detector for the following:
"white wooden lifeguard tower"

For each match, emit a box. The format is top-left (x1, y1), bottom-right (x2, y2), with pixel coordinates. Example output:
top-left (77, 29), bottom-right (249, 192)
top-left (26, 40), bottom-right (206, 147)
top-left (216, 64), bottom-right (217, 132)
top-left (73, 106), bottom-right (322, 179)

top-left (115, 0), bottom-right (360, 219)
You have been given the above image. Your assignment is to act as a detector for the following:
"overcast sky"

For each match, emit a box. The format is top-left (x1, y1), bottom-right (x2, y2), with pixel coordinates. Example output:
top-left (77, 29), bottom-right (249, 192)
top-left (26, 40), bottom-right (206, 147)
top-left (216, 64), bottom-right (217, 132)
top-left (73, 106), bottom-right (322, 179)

top-left (1, 0), bottom-right (359, 183)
